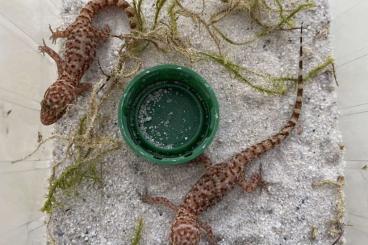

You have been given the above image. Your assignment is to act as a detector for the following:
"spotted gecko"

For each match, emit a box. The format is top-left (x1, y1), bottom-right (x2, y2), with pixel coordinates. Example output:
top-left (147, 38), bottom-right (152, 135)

top-left (143, 25), bottom-right (305, 244)
top-left (39, 0), bottom-right (137, 125)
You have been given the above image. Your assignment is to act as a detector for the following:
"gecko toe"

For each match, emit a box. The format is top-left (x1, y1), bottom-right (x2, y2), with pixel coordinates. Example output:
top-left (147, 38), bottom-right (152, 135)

top-left (38, 46), bottom-right (46, 54)
top-left (49, 36), bottom-right (57, 44)
top-left (48, 24), bottom-right (54, 34)
top-left (48, 25), bottom-right (57, 44)
top-left (137, 187), bottom-right (149, 202)
top-left (104, 24), bottom-right (111, 33)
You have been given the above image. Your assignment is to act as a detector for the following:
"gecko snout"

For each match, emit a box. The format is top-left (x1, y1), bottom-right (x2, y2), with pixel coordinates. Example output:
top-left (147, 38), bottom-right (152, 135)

top-left (40, 81), bottom-right (76, 125)
top-left (170, 221), bottom-right (201, 245)
top-left (40, 98), bottom-right (67, 125)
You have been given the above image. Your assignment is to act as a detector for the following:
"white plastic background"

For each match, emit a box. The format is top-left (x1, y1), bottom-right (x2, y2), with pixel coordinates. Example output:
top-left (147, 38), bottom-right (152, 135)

top-left (0, 0), bottom-right (366, 244)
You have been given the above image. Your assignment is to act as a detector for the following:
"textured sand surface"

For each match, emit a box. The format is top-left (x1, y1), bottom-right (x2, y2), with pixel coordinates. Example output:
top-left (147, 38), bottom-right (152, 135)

top-left (48, 0), bottom-right (344, 244)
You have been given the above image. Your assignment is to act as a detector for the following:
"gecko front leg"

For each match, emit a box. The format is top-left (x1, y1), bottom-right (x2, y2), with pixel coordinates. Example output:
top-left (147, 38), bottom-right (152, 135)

top-left (39, 39), bottom-right (65, 76)
top-left (48, 24), bottom-right (74, 44)
top-left (142, 195), bottom-right (178, 211)
top-left (191, 154), bottom-right (212, 169)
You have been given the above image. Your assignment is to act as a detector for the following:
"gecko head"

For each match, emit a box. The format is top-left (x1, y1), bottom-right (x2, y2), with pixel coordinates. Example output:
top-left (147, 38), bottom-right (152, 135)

top-left (170, 211), bottom-right (201, 245)
top-left (40, 81), bottom-right (76, 125)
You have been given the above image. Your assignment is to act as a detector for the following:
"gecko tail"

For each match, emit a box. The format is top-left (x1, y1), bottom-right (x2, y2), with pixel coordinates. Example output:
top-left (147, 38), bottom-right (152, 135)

top-left (279, 23), bottom-right (304, 136)
top-left (78, 0), bottom-right (138, 29)
top-left (261, 23), bottom-right (304, 149)
top-left (234, 24), bottom-right (304, 163)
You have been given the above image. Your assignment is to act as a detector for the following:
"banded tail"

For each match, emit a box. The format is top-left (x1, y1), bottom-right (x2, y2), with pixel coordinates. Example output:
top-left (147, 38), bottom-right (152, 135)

top-left (78, 0), bottom-right (138, 29)
top-left (233, 24), bottom-right (304, 166)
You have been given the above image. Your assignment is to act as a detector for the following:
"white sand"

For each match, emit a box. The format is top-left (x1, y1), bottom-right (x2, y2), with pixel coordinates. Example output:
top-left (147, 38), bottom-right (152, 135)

top-left (48, 0), bottom-right (344, 244)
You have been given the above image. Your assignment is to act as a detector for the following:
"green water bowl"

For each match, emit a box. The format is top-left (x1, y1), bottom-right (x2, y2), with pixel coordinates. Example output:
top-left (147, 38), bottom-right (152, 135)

top-left (118, 64), bottom-right (219, 165)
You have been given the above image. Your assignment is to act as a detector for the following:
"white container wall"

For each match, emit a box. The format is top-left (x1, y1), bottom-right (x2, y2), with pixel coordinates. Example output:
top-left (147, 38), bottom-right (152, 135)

top-left (330, 0), bottom-right (368, 243)
top-left (0, 0), bottom-right (367, 244)
top-left (0, 0), bottom-right (62, 244)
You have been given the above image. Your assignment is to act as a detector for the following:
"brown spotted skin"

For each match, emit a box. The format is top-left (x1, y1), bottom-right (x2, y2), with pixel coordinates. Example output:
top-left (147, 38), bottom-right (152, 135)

top-left (39, 0), bottom-right (137, 125)
top-left (144, 26), bottom-right (305, 245)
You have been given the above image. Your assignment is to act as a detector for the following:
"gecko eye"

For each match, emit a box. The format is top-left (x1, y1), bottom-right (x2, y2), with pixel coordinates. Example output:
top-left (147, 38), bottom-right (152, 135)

top-left (40, 100), bottom-right (52, 110)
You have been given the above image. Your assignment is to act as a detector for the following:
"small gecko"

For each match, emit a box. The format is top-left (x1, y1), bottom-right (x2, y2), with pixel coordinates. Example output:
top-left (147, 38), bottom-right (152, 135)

top-left (39, 0), bottom-right (137, 125)
top-left (143, 25), bottom-right (305, 244)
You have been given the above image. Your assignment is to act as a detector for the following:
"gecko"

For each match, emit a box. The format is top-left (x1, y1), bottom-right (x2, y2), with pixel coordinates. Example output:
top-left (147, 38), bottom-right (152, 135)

top-left (39, 0), bottom-right (137, 125)
top-left (143, 25), bottom-right (305, 245)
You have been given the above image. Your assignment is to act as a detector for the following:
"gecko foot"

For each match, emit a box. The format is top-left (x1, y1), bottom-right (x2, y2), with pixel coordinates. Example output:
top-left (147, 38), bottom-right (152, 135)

top-left (249, 173), bottom-right (264, 192)
top-left (257, 164), bottom-right (272, 193)
top-left (238, 167), bottom-right (269, 193)
top-left (103, 25), bottom-right (111, 35)
top-left (75, 83), bottom-right (92, 95)
top-left (49, 24), bottom-right (71, 44)
top-left (48, 24), bottom-right (59, 44)
top-left (250, 165), bottom-right (273, 194)
top-left (137, 186), bottom-right (148, 199)
top-left (38, 39), bottom-right (48, 55)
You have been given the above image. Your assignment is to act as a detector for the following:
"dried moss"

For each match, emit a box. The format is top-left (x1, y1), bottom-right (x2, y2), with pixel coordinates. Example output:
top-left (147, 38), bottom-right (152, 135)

top-left (131, 218), bottom-right (144, 245)
top-left (133, 0), bottom-right (145, 31)
top-left (210, 0), bottom-right (315, 45)
top-left (153, 0), bottom-right (169, 29)
top-left (200, 51), bottom-right (287, 94)
top-left (312, 176), bottom-right (345, 241)
top-left (42, 159), bottom-right (99, 213)
top-left (275, 57), bottom-right (335, 83)
top-left (310, 225), bottom-right (318, 241)
top-left (175, 0), bottom-right (222, 53)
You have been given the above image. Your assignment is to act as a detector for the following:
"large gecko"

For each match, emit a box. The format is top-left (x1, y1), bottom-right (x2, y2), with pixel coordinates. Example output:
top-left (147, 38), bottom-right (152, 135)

top-left (143, 25), bottom-right (305, 244)
top-left (39, 0), bottom-right (137, 125)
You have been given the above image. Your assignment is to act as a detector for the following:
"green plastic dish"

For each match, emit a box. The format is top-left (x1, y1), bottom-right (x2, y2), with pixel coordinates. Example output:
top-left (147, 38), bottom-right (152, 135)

top-left (118, 64), bottom-right (219, 164)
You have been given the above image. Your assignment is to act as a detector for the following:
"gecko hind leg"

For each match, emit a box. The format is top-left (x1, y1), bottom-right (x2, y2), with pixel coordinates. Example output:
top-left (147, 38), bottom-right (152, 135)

top-left (75, 83), bottom-right (92, 95)
top-left (198, 220), bottom-right (218, 245)
top-left (237, 165), bottom-right (266, 193)
top-left (39, 39), bottom-right (65, 76)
